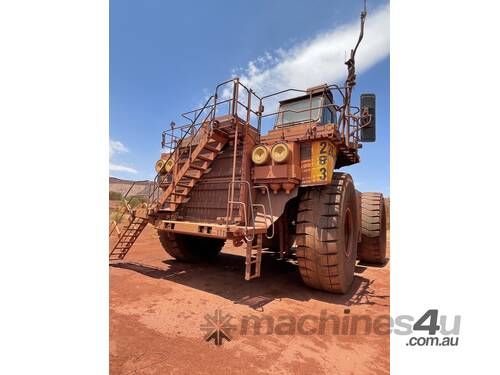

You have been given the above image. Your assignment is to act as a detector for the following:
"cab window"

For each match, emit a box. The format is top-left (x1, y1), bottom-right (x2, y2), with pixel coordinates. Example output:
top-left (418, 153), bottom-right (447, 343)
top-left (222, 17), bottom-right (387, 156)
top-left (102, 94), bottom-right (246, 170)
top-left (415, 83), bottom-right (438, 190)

top-left (320, 97), bottom-right (337, 125)
top-left (322, 107), bottom-right (332, 124)
top-left (276, 96), bottom-right (322, 127)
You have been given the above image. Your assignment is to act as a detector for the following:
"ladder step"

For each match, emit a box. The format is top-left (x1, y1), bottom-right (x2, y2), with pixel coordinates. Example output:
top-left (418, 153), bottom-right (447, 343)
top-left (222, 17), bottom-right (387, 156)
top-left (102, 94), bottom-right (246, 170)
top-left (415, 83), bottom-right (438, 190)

top-left (209, 130), bottom-right (228, 143)
top-left (158, 208), bottom-right (176, 212)
top-left (179, 175), bottom-right (198, 182)
top-left (244, 234), bottom-right (263, 281)
top-left (109, 218), bottom-right (147, 261)
top-left (123, 225), bottom-right (146, 231)
top-left (184, 170), bottom-right (202, 179)
top-left (172, 191), bottom-right (189, 196)
top-left (149, 126), bottom-right (228, 217)
top-left (122, 230), bottom-right (144, 235)
top-left (203, 144), bottom-right (220, 152)
top-left (188, 163), bottom-right (207, 171)
top-left (165, 196), bottom-right (190, 203)
top-left (196, 154), bottom-right (215, 162)
top-left (177, 182), bottom-right (195, 188)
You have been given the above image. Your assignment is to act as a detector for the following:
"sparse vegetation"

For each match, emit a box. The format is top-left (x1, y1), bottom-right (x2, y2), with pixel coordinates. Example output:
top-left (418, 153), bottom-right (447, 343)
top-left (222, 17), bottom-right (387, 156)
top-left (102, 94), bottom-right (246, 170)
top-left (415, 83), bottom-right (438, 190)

top-left (110, 210), bottom-right (125, 224)
top-left (109, 194), bottom-right (147, 225)
top-left (109, 191), bottom-right (123, 201)
top-left (127, 195), bottom-right (147, 209)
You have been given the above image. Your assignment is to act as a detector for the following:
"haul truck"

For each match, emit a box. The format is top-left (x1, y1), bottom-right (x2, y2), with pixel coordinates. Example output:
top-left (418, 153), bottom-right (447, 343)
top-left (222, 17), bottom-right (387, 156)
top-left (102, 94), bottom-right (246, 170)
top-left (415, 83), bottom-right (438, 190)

top-left (109, 8), bottom-right (387, 293)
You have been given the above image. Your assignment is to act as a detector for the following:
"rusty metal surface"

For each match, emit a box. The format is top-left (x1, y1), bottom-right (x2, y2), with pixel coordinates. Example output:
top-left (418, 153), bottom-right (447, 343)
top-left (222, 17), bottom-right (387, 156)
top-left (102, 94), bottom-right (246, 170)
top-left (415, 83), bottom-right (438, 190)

top-left (175, 141), bottom-right (243, 223)
top-left (157, 219), bottom-right (268, 239)
top-left (149, 74), bottom-right (367, 233)
top-left (254, 188), bottom-right (298, 225)
top-left (143, 6), bottom-right (372, 242)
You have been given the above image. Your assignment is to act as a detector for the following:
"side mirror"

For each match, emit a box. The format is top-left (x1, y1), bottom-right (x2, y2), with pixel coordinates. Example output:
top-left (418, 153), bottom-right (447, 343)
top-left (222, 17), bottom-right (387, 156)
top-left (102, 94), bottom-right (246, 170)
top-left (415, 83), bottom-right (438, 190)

top-left (360, 93), bottom-right (376, 142)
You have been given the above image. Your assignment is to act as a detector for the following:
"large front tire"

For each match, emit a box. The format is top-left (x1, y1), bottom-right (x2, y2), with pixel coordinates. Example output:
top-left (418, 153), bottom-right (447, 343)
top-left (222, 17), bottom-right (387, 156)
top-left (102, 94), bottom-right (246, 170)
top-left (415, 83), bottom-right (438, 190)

top-left (158, 231), bottom-right (224, 262)
top-left (296, 173), bottom-right (359, 293)
top-left (357, 192), bottom-right (387, 264)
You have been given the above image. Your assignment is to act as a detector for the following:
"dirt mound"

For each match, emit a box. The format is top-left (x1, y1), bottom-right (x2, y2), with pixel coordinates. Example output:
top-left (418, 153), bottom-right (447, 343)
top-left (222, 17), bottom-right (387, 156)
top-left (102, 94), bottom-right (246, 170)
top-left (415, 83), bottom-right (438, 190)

top-left (109, 177), bottom-right (153, 197)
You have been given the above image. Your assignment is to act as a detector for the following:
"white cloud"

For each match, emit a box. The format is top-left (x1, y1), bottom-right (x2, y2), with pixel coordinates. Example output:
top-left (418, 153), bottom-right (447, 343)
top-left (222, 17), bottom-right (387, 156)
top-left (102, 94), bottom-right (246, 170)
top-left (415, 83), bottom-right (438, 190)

top-left (233, 4), bottom-right (389, 100)
top-left (109, 139), bottom-right (137, 174)
top-left (109, 163), bottom-right (137, 174)
top-left (109, 139), bottom-right (128, 158)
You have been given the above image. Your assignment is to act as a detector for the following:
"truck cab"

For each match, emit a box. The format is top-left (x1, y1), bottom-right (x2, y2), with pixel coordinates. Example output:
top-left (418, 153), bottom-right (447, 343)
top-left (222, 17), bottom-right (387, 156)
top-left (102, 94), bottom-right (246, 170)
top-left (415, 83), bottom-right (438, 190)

top-left (275, 85), bottom-right (337, 128)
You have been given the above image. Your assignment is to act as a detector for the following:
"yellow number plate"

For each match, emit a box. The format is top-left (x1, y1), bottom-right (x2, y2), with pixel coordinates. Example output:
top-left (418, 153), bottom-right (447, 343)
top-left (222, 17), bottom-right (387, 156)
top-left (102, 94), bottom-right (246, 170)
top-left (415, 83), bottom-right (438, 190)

top-left (311, 140), bottom-right (337, 184)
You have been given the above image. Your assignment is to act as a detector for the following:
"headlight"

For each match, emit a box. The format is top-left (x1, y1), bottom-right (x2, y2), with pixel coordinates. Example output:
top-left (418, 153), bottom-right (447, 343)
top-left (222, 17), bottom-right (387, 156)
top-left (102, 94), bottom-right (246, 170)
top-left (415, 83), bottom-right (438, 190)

top-left (251, 145), bottom-right (270, 165)
top-left (155, 158), bottom-right (174, 174)
top-left (155, 159), bottom-right (166, 174)
top-left (271, 142), bottom-right (289, 163)
top-left (164, 158), bottom-right (174, 172)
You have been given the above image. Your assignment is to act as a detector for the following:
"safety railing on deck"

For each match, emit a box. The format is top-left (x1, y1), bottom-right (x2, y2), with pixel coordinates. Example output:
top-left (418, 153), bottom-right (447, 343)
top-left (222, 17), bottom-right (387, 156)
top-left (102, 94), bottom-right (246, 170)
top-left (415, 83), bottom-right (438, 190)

top-left (257, 83), bottom-right (363, 148)
top-left (148, 98), bottom-right (216, 209)
top-left (226, 180), bottom-right (274, 242)
top-left (149, 79), bottom-right (262, 213)
top-left (109, 182), bottom-right (136, 237)
top-left (149, 78), bottom-right (370, 233)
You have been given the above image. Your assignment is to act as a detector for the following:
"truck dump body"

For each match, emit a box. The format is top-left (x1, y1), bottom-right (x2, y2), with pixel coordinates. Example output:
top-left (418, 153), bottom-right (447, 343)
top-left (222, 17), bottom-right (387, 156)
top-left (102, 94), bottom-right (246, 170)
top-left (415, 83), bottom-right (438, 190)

top-left (173, 116), bottom-right (259, 224)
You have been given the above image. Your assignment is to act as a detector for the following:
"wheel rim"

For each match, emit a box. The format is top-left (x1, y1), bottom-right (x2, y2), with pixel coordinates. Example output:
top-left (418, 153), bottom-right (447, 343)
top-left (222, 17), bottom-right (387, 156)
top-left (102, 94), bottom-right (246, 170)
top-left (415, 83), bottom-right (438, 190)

top-left (344, 208), bottom-right (353, 257)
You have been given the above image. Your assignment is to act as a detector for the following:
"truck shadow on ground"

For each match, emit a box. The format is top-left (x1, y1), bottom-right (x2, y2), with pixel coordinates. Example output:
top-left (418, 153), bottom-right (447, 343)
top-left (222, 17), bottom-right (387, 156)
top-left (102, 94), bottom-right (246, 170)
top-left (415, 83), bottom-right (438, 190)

top-left (111, 251), bottom-right (389, 311)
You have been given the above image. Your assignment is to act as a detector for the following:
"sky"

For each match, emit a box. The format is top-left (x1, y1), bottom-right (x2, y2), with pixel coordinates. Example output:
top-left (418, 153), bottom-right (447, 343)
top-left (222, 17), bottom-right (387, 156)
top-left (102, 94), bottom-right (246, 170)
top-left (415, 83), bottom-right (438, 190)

top-left (110, 0), bottom-right (390, 195)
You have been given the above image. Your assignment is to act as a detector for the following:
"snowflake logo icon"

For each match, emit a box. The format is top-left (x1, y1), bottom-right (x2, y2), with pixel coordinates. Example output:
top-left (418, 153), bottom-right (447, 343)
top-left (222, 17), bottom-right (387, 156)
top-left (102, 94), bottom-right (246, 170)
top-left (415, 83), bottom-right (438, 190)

top-left (200, 309), bottom-right (237, 346)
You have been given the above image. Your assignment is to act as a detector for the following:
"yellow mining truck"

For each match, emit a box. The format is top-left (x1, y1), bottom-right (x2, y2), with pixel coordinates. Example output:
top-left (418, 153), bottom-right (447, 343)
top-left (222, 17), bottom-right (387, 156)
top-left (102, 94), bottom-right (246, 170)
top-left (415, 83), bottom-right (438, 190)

top-left (109, 9), bottom-right (386, 293)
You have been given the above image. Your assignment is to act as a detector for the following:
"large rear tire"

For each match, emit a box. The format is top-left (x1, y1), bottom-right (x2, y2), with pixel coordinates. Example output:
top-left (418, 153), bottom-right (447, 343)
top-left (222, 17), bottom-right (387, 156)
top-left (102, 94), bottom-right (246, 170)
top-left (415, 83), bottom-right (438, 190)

top-left (357, 192), bottom-right (387, 264)
top-left (158, 231), bottom-right (224, 262)
top-left (296, 173), bottom-right (358, 293)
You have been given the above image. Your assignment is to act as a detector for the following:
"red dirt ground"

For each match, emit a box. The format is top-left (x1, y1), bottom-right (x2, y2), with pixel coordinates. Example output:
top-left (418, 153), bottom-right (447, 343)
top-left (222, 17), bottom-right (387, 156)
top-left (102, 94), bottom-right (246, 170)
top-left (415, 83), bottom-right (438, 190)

top-left (110, 226), bottom-right (390, 374)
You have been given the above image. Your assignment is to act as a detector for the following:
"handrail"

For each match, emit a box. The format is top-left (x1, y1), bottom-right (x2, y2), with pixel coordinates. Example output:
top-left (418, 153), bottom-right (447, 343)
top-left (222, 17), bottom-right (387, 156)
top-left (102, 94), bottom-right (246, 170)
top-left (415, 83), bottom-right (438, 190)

top-left (252, 185), bottom-right (274, 240)
top-left (224, 182), bottom-right (275, 242)
top-left (261, 102), bottom-right (343, 120)
top-left (148, 100), bottom-right (217, 209)
top-left (109, 182), bottom-right (136, 237)
top-left (152, 78), bottom-right (365, 218)
top-left (165, 77), bottom-right (362, 152)
top-left (154, 114), bottom-right (211, 194)
top-left (226, 180), bottom-right (256, 242)
top-left (255, 83), bottom-right (361, 145)
top-left (181, 97), bottom-right (232, 123)
top-left (108, 220), bottom-right (121, 237)
top-left (228, 200), bottom-right (254, 242)
top-left (150, 80), bottom-right (258, 212)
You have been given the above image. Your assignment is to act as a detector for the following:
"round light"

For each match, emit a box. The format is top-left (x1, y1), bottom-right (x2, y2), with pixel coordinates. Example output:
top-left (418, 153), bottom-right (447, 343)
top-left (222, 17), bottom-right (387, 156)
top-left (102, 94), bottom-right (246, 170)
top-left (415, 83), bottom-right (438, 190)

top-left (271, 142), bottom-right (289, 163)
top-left (251, 145), bottom-right (270, 165)
top-left (155, 159), bottom-right (166, 174)
top-left (155, 158), bottom-right (175, 174)
top-left (164, 158), bottom-right (174, 172)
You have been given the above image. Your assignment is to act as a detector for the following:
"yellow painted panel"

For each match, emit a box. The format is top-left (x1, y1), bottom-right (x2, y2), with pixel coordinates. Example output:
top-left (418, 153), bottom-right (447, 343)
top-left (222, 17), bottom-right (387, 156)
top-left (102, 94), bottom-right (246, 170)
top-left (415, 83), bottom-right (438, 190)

top-left (311, 140), bottom-right (337, 184)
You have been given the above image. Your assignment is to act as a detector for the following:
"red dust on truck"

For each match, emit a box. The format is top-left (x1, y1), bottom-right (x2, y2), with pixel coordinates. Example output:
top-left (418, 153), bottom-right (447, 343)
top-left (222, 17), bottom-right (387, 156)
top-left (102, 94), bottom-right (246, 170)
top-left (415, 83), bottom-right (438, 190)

top-left (109, 8), bottom-right (386, 294)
